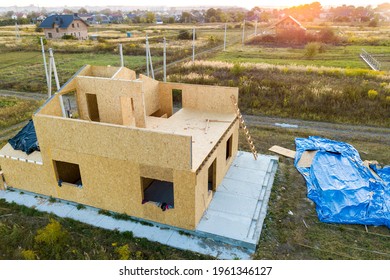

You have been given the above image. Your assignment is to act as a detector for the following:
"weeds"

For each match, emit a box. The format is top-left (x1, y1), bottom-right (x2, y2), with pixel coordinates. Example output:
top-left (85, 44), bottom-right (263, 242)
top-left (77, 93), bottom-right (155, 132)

top-left (169, 61), bottom-right (390, 127)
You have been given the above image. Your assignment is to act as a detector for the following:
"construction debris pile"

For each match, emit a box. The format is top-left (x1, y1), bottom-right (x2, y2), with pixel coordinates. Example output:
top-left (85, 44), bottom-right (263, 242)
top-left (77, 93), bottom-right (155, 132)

top-left (295, 136), bottom-right (390, 228)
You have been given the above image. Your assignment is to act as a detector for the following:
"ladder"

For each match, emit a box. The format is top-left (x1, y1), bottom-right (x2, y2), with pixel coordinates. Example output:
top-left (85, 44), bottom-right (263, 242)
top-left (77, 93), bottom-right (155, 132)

top-left (231, 95), bottom-right (258, 160)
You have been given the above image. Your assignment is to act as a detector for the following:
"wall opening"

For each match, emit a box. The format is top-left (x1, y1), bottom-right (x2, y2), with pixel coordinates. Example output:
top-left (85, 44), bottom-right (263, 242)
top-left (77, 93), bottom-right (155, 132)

top-left (141, 177), bottom-right (174, 210)
top-left (54, 160), bottom-right (82, 187)
top-left (86, 93), bottom-right (100, 122)
top-left (208, 158), bottom-right (217, 192)
top-left (172, 89), bottom-right (182, 110)
top-left (61, 91), bottom-right (79, 118)
top-left (226, 134), bottom-right (233, 161)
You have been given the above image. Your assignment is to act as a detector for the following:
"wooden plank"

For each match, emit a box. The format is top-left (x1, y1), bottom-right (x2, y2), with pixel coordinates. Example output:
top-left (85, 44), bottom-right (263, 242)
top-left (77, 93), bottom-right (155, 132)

top-left (297, 150), bottom-right (318, 167)
top-left (269, 145), bottom-right (296, 158)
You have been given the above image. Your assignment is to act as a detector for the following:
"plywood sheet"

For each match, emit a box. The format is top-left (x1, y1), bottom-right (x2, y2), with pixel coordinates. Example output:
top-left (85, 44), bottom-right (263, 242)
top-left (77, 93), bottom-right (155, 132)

top-left (159, 82), bottom-right (239, 114)
top-left (297, 150), bottom-right (318, 167)
top-left (112, 67), bottom-right (136, 80)
top-left (139, 75), bottom-right (160, 116)
top-left (145, 108), bottom-right (236, 170)
top-left (269, 145), bottom-right (296, 158)
top-left (76, 76), bottom-right (146, 127)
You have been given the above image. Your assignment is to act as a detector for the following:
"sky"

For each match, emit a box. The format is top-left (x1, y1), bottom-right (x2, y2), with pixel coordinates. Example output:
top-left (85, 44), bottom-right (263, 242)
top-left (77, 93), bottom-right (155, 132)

top-left (1, 0), bottom-right (386, 9)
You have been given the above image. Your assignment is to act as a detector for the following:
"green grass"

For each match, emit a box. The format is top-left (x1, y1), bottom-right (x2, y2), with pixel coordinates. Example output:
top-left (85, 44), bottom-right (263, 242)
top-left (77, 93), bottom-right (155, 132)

top-left (0, 96), bottom-right (42, 128)
top-left (168, 62), bottom-right (390, 127)
top-left (0, 51), bottom-right (159, 93)
top-left (211, 45), bottom-right (390, 70)
top-left (0, 199), bottom-right (212, 260)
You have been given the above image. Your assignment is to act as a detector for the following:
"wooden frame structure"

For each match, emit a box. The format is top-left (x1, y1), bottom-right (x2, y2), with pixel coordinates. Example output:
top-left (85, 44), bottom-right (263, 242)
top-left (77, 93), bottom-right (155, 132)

top-left (0, 65), bottom-right (239, 230)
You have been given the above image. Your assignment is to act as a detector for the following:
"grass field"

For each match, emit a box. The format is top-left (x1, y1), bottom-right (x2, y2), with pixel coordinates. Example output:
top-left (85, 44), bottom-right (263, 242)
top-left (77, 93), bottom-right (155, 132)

top-left (0, 96), bottom-right (42, 128)
top-left (212, 44), bottom-right (390, 70)
top-left (167, 61), bottom-right (390, 127)
top-left (0, 51), bottom-right (158, 93)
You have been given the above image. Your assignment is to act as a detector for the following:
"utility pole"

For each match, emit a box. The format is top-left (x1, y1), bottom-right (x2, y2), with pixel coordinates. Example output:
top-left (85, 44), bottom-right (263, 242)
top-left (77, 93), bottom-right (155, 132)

top-left (224, 23), bottom-right (227, 51)
top-left (148, 46), bottom-right (154, 79)
top-left (40, 37), bottom-right (49, 90)
top-left (48, 48), bottom-right (66, 118)
top-left (15, 21), bottom-right (20, 39)
top-left (119, 44), bottom-right (124, 67)
top-left (242, 19), bottom-right (245, 45)
top-left (255, 20), bottom-right (258, 36)
top-left (146, 35), bottom-right (150, 77)
top-left (192, 28), bottom-right (196, 62)
top-left (163, 37), bottom-right (167, 82)
top-left (48, 48), bottom-right (60, 91)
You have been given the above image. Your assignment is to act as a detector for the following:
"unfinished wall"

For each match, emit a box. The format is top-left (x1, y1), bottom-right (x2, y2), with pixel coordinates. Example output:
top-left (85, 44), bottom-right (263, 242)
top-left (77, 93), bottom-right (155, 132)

top-left (139, 75), bottom-right (161, 116)
top-left (159, 82), bottom-right (239, 115)
top-left (112, 67), bottom-right (136, 80)
top-left (88, 66), bottom-right (120, 78)
top-left (0, 159), bottom-right (52, 195)
top-left (75, 77), bottom-right (146, 127)
top-left (37, 95), bottom-right (63, 117)
top-left (194, 120), bottom-right (239, 225)
top-left (33, 115), bottom-right (192, 171)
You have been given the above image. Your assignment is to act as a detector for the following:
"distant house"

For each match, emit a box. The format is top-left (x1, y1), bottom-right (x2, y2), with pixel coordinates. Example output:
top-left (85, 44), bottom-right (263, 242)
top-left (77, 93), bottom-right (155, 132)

top-left (39, 14), bottom-right (89, 40)
top-left (274, 15), bottom-right (306, 34)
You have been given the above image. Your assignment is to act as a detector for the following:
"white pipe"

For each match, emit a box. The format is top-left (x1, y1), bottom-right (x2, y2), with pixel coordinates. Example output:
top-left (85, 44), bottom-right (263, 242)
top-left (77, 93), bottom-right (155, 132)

top-left (40, 37), bottom-right (49, 91)
top-left (163, 37), bottom-right (166, 82)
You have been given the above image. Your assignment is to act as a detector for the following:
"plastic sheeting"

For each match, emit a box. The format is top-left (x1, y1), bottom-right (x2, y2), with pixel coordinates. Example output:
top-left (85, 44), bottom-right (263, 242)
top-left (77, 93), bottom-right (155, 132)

top-left (8, 120), bottom-right (40, 155)
top-left (295, 136), bottom-right (390, 228)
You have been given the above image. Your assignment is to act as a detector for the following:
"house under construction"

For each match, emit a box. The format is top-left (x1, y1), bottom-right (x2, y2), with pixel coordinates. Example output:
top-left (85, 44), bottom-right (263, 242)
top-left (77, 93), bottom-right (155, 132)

top-left (0, 65), bottom-right (240, 230)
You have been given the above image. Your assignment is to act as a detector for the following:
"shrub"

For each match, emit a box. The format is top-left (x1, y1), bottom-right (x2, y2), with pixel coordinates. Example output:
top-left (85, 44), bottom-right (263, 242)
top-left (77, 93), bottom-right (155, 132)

top-left (62, 34), bottom-right (76, 40)
top-left (230, 63), bottom-right (243, 76)
top-left (318, 27), bottom-right (339, 44)
top-left (177, 29), bottom-right (196, 40)
top-left (305, 42), bottom-right (321, 58)
top-left (368, 89), bottom-right (379, 99)
top-left (115, 244), bottom-right (131, 260)
top-left (21, 249), bottom-right (36, 260)
top-left (35, 219), bottom-right (68, 246)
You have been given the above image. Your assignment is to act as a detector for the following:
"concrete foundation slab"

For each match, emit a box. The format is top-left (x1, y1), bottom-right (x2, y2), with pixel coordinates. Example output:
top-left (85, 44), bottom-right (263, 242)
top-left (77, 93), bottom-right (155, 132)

top-left (0, 151), bottom-right (278, 259)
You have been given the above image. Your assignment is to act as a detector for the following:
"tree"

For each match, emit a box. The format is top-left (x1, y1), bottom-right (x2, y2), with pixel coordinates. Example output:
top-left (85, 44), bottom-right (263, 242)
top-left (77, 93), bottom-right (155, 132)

top-left (62, 8), bottom-right (73, 14)
top-left (145, 12), bottom-right (155, 23)
top-left (181, 12), bottom-right (192, 23)
top-left (6, 11), bottom-right (14, 17)
top-left (100, 8), bottom-right (112, 15)
top-left (78, 7), bottom-right (88, 14)
top-left (205, 8), bottom-right (217, 22)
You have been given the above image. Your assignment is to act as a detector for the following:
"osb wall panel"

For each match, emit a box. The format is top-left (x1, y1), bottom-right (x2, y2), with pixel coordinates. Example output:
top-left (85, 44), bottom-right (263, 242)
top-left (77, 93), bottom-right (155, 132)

top-left (89, 66), bottom-right (120, 78)
top-left (158, 83), bottom-right (173, 117)
top-left (139, 164), bottom-right (173, 182)
top-left (75, 77), bottom-right (146, 127)
top-left (33, 115), bottom-right (192, 171)
top-left (140, 169), bottom-right (197, 229)
top-left (0, 158), bottom-right (54, 196)
top-left (159, 82), bottom-right (239, 114)
top-left (37, 95), bottom-right (63, 117)
top-left (194, 120), bottom-right (239, 225)
top-left (139, 75), bottom-right (160, 116)
top-left (1, 145), bottom-right (197, 229)
top-left (58, 65), bottom-right (91, 94)
top-left (112, 67), bottom-right (136, 80)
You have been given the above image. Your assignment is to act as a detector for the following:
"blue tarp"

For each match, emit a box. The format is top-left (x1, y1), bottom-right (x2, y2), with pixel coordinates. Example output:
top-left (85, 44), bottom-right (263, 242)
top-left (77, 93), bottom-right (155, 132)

top-left (294, 136), bottom-right (390, 228)
top-left (8, 120), bottom-right (39, 155)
